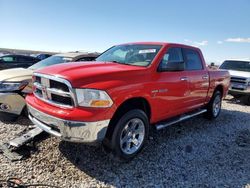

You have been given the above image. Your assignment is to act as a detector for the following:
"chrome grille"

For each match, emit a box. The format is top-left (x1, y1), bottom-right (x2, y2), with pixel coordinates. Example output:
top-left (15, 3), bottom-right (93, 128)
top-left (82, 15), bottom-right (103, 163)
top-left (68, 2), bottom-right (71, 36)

top-left (33, 73), bottom-right (76, 108)
top-left (230, 76), bottom-right (248, 91)
top-left (231, 76), bottom-right (247, 84)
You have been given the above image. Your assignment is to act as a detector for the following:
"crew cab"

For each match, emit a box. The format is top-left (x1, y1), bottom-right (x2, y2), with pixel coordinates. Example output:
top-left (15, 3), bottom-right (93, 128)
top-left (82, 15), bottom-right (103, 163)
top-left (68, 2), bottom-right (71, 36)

top-left (219, 59), bottom-right (250, 105)
top-left (26, 42), bottom-right (230, 161)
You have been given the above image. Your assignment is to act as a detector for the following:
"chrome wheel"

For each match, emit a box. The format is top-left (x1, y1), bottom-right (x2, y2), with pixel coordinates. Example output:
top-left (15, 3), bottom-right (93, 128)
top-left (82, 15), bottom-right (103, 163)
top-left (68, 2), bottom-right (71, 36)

top-left (119, 118), bottom-right (145, 155)
top-left (213, 95), bottom-right (221, 117)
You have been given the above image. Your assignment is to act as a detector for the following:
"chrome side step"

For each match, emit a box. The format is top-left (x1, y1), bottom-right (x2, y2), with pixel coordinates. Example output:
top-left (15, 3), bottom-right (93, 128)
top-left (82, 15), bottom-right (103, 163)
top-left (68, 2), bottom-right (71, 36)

top-left (156, 109), bottom-right (207, 130)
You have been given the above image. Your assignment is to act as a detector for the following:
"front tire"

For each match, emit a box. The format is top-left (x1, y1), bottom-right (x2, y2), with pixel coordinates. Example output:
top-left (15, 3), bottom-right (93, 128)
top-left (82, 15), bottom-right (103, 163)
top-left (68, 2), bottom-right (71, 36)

top-left (109, 109), bottom-right (149, 161)
top-left (205, 90), bottom-right (222, 119)
top-left (243, 96), bottom-right (250, 105)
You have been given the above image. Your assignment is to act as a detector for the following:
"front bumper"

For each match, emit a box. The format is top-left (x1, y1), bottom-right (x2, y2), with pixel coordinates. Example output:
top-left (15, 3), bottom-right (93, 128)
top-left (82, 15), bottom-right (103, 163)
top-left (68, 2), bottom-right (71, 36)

top-left (229, 88), bottom-right (250, 96)
top-left (0, 93), bottom-right (26, 115)
top-left (27, 104), bottom-right (110, 144)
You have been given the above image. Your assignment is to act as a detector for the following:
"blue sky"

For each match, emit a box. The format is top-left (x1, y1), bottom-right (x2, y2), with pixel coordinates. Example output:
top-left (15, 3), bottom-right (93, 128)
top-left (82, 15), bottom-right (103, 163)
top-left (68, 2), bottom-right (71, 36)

top-left (0, 0), bottom-right (250, 63)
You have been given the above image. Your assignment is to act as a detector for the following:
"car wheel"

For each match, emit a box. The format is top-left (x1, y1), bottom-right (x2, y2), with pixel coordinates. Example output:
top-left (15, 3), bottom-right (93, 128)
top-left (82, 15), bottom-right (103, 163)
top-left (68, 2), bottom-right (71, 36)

top-left (243, 96), bottom-right (250, 105)
top-left (205, 90), bottom-right (222, 119)
top-left (109, 109), bottom-right (149, 161)
top-left (0, 112), bottom-right (19, 122)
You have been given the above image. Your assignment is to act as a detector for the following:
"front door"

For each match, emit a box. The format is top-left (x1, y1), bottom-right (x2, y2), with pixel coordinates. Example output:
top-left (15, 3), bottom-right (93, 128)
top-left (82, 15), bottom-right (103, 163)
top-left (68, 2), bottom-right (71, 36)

top-left (154, 47), bottom-right (190, 120)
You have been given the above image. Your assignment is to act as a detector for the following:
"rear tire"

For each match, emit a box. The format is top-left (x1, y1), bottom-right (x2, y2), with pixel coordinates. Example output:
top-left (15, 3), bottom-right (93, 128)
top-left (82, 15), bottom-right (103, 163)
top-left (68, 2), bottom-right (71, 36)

top-left (205, 90), bottom-right (222, 119)
top-left (107, 109), bottom-right (149, 161)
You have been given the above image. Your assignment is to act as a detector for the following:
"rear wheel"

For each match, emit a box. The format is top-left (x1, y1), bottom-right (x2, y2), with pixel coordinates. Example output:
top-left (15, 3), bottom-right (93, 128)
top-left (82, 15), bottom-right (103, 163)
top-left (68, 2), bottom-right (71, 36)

top-left (205, 90), bottom-right (222, 119)
top-left (108, 109), bottom-right (149, 161)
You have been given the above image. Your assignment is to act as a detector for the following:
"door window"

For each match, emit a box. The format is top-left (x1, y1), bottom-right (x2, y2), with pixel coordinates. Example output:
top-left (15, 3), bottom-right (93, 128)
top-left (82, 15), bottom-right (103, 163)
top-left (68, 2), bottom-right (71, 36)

top-left (158, 48), bottom-right (184, 71)
top-left (183, 49), bottom-right (203, 70)
top-left (1, 56), bottom-right (16, 62)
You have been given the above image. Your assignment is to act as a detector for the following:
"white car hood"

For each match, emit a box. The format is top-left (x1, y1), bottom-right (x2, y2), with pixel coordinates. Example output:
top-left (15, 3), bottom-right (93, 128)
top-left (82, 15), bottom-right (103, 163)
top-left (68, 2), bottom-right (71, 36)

top-left (0, 68), bottom-right (34, 82)
top-left (228, 70), bottom-right (250, 79)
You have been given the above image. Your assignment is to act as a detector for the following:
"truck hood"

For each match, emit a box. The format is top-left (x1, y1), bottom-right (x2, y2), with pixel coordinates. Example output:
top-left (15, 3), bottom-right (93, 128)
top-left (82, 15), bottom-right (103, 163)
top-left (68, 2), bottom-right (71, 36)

top-left (0, 68), bottom-right (33, 82)
top-left (37, 61), bottom-right (147, 88)
top-left (228, 70), bottom-right (250, 79)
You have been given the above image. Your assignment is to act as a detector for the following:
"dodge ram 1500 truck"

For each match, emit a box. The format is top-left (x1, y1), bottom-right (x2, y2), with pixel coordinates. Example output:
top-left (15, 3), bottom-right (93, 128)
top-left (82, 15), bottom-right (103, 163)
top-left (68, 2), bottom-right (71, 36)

top-left (26, 42), bottom-right (230, 161)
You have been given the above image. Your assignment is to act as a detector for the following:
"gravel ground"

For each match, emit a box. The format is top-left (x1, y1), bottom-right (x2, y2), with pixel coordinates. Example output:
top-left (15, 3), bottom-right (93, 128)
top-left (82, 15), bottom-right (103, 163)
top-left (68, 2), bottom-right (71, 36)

top-left (0, 96), bottom-right (250, 188)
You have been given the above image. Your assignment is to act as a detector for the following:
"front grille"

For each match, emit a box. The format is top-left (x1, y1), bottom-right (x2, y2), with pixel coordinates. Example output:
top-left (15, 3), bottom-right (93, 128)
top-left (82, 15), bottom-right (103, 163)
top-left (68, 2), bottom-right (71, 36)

top-left (50, 80), bottom-right (69, 92)
top-left (231, 76), bottom-right (247, 84)
top-left (35, 76), bottom-right (41, 84)
top-left (230, 76), bottom-right (248, 91)
top-left (51, 94), bottom-right (73, 106)
top-left (33, 74), bottom-right (75, 108)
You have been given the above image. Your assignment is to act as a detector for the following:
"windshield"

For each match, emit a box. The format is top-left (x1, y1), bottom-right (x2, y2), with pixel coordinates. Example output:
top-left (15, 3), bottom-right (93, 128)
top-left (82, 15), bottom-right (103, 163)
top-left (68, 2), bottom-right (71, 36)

top-left (96, 44), bottom-right (162, 67)
top-left (28, 56), bottom-right (72, 70)
top-left (220, 60), bottom-right (250, 72)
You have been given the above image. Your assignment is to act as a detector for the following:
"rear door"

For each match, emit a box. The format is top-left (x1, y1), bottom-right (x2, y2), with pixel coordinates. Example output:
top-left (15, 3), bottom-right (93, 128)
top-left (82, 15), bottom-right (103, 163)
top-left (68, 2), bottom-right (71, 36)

top-left (183, 48), bottom-right (209, 108)
top-left (155, 47), bottom-right (190, 119)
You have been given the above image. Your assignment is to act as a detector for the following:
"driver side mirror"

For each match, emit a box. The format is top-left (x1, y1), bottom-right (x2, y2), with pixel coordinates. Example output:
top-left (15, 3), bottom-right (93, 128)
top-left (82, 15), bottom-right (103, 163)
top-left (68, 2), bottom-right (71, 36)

top-left (158, 61), bottom-right (185, 72)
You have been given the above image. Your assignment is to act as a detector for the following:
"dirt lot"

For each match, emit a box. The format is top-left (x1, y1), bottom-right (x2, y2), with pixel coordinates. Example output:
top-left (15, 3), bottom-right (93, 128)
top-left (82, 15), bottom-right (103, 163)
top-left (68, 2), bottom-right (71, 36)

top-left (0, 96), bottom-right (250, 188)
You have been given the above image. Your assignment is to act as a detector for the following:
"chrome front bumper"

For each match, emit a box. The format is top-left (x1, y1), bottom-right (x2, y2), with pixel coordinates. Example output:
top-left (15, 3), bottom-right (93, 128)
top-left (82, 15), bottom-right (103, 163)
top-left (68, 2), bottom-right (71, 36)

top-left (0, 93), bottom-right (26, 115)
top-left (27, 104), bottom-right (110, 143)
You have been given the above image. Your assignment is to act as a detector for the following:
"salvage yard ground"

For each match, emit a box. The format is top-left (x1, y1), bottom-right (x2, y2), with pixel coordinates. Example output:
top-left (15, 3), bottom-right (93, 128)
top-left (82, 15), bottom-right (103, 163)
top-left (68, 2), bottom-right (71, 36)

top-left (0, 96), bottom-right (250, 188)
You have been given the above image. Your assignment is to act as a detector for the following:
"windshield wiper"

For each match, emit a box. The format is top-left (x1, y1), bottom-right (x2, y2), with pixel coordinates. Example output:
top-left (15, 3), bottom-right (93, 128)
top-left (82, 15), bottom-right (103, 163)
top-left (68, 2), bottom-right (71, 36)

top-left (110, 60), bottom-right (133, 66)
top-left (110, 60), bottom-right (123, 64)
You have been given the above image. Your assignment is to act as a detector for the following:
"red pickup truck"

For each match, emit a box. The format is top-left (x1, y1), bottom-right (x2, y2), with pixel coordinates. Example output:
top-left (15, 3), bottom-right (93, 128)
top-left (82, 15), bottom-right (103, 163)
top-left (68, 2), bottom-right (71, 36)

top-left (26, 42), bottom-right (230, 161)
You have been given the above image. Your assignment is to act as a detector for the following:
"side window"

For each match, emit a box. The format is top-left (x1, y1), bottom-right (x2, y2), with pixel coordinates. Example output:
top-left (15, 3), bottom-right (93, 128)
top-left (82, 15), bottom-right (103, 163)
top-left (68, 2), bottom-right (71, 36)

top-left (183, 49), bottom-right (203, 70)
top-left (19, 56), bottom-right (37, 63)
top-left (18, 56), bottom-right (29, 62)
top-left (1, 56), bottom-right (16, 63)
top-left (159, 48), bottom-right (184, 71)
top-left (76, 57), bottom-right (96, 62)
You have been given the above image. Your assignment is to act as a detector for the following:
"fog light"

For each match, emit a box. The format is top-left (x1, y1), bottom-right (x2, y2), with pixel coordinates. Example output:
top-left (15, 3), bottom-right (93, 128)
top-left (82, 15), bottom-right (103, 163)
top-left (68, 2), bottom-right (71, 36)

top-left (0, 103), bottom-right (11, 111)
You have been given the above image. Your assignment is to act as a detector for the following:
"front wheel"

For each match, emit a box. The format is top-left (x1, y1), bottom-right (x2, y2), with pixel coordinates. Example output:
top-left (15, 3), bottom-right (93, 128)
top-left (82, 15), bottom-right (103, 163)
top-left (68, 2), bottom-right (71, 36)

top-left (205, 90), bottom-right (222, 119)
top-left (109, 109), bottom-right (149, 161)
top-left (243, 96), bottom-right (250, 105)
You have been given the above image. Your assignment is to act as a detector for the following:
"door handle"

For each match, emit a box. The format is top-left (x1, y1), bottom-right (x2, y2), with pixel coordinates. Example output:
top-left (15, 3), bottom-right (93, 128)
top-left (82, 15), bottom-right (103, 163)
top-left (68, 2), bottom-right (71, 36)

top-left (202, 75), bottom-right (209, 80)
top-left (180, 77), bottom-right (189, 81)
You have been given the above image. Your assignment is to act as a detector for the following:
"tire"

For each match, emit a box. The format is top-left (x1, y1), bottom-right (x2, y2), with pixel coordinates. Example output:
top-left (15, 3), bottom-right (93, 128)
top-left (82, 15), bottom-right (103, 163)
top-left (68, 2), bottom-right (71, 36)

top-left (243, 96), bottom-right (250, 105)
top-left (205, 90), bottom-right (222, 119)
top-left (108, 109), bottom-right (149, 161)
top-left (0, 112), bottom-right (19, 122)
top-left (21, 106), bottom-right (28, 117)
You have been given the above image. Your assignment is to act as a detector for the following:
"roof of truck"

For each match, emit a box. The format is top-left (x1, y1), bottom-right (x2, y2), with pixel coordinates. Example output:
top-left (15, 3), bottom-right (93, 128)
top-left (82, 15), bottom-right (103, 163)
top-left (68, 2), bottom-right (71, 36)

top-left (119, 41), bottom-right (200, 49)
top-left (224, 58), bottom-right (250, 62)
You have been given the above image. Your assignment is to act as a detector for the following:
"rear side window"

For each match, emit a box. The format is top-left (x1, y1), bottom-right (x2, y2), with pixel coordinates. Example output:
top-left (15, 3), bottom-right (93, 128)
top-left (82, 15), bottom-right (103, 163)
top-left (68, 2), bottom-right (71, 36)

top-left (183, 49), bottom-right (203, 70)
top-left (159, 48), bottom-right (183, 70)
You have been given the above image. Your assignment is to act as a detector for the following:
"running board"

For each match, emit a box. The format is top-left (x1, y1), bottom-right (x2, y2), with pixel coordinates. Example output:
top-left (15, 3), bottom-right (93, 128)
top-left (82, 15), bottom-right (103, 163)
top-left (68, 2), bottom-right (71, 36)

top-left (156, 109), bottom-right (207, 131)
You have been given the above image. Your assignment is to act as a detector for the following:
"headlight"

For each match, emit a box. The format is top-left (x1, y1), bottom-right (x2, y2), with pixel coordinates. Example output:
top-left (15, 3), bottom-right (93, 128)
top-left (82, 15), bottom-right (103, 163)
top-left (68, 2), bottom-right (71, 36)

top-left (75, 89), bottom-right (113, 108)
top-left (0, 81), bottom-right (28, 92)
